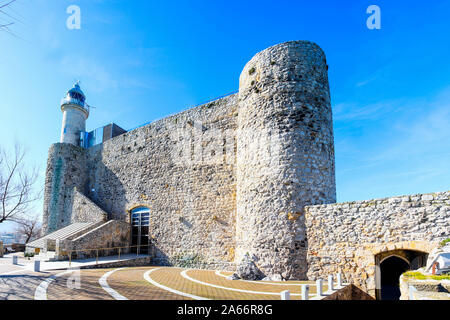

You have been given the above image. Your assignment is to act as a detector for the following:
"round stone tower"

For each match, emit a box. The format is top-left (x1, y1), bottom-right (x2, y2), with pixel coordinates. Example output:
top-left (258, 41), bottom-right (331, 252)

top-left (236, 41), bottom-right (336, 279)
top-left (60, 82), bottom-right (89, 146)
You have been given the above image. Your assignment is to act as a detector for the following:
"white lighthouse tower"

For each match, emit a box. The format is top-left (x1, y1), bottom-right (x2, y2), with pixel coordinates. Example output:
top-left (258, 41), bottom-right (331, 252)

top-left (60, 81), bottom-right (89, 146)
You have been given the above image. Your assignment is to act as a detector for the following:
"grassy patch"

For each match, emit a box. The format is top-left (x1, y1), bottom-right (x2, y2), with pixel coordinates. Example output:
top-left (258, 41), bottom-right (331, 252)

top-left (439, 238), bottom-right (450, 247)
top-left (403, 271), bottom-right (450, 281)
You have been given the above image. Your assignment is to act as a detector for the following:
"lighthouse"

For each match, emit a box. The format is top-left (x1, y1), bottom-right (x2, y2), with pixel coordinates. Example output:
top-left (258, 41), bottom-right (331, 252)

top-left (60, 81), bottom-right (89, 146)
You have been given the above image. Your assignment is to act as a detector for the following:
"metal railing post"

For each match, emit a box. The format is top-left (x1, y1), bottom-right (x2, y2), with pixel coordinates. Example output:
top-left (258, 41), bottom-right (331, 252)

top-left (69, 251), bottom-right (72, 267)
top-left (118, 248), bottom-right (121, 261)
top-left (96, 250), bottom-right (98, 265)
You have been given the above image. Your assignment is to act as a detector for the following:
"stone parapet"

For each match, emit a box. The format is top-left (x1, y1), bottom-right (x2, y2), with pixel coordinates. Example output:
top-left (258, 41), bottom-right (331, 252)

top-left (62, 220), bottom-right (131, 259)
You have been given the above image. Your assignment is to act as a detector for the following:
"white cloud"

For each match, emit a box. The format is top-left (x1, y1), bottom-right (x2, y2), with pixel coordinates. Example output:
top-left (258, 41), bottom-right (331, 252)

top-left (333, 99), bottom-right (405, 121)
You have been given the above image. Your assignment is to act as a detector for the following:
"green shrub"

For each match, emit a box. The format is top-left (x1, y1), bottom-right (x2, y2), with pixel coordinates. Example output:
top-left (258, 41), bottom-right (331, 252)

top-left (439, 238), bottom-right (450, 247)
top-left (403, 271), bottom-right (450, 281)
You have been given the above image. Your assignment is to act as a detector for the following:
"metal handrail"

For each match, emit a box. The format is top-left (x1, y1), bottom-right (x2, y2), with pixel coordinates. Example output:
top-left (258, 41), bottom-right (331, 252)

top-left (60, 97), bottom-right (89, 112)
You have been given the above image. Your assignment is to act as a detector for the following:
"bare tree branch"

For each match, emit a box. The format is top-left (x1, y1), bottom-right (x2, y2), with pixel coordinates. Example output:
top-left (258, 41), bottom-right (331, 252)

top-left (0, 0), bottom-right (23, 37)
top-left (0, 0), bottom-right (16, 10)
top-left (14, 215), bottom-right (41, 243)
top-left (0, 142), bottom-right (41, 224)
top-left (0, 21), bottom-right (13, 28)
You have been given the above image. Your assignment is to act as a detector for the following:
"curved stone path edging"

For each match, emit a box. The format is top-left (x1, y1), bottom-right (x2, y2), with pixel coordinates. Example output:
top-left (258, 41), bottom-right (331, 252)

top-left (182, 269), bottom-right (302, 296)
top-left (31, 266), bottom-right (322, 300)
top-left (34, 270), bottom-right (76, 300)
top-left (99, 268), bottom-right (129, 300)
top-left (143, 268), bottom-right (209, 300)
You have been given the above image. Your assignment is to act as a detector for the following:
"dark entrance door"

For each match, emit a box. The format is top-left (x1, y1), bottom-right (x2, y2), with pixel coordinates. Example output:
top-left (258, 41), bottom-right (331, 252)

top-left (131, 207), bottom-right (150, 254)
top-left (380, 256), bottom-right (410, 300)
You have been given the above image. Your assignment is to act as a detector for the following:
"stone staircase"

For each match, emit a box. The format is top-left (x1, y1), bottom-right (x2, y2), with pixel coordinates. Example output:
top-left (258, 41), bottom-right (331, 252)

top-left (26, 221), bottom-right (101, 259)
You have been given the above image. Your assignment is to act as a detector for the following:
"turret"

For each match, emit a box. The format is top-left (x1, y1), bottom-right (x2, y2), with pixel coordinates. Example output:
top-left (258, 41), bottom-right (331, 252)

top-left (235, 41), bottom-right (336, 279)
top-left (60, 82), bottom-right (89, 146)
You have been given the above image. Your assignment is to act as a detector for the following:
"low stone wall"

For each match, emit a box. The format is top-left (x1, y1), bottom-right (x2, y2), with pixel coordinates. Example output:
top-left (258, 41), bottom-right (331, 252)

top-left (152, 256), bottom-right (236, 272)
top-left (305, 190), bottom-right (450, 297)
top-left (80, 256), bottom-right (153, 269)
top-left (71, 189), bottom-right (108, 223)
top-left (64, 220), bottom-right (130, 258)
top-left (400, 274), bottom-right (450, 300)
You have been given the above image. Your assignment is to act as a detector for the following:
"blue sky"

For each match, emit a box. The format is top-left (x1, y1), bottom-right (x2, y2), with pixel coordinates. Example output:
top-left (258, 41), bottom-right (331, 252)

top-left (0, 0), bottom-right (449, 231)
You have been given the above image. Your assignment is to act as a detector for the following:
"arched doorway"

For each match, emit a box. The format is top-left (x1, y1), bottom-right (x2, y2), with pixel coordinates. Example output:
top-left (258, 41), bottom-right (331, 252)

top-left (375, 249), bottom-right (428, 300)
top-left (130, 207), bottom-right (150, 254)
top-left (380, 256), bottom-right (410, 300)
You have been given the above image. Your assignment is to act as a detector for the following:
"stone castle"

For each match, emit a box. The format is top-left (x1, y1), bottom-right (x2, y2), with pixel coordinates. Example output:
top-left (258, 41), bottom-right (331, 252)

top-left (28, 41), bottom-right (449, 299)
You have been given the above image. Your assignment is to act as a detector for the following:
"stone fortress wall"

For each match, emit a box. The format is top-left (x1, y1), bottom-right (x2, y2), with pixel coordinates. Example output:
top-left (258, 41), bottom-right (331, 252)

top-left (41, 40), bottom-right (449, 288)
top-left (43, 93), bottom-right (239, 265)
top-left (305, 191), bottom-right (450, 297)
top-left (84, 93), bottom-right (239, 264)
top-left (42, 41), bottom-right (336, 276)
top-left (42, 143), bottom-right (88, 234)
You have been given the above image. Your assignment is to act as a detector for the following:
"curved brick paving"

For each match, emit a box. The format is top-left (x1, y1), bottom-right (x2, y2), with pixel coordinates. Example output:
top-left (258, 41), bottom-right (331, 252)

top-left (143, 267), bottom-right (323, 300)
top-left (107, 267), bottom-right (187, 300)
top-left (184, 269), bottom-right (322, 296)
top-left (1, 266), bottom-right (326, 300)
top-left (145, 267), bottom-right (272, 300)
top-left (46, 268), bottom-right (114, 300)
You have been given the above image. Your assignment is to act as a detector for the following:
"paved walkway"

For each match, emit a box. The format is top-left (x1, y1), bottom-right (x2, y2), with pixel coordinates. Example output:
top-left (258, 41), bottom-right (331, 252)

top-left (108, 267), bottom-right (185, 300)
top-left (0, 253), bottom-right (149, 272)
top-left (0, 264), bottom-right (338, 300)
top-left (47, 269), bottom-right (114, 300)
top-left (0, 269), bottom-right (57, 300)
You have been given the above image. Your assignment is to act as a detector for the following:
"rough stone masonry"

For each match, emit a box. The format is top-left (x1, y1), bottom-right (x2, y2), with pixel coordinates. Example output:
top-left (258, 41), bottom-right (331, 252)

top-left (39, 41), bottom-right (449, 296)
